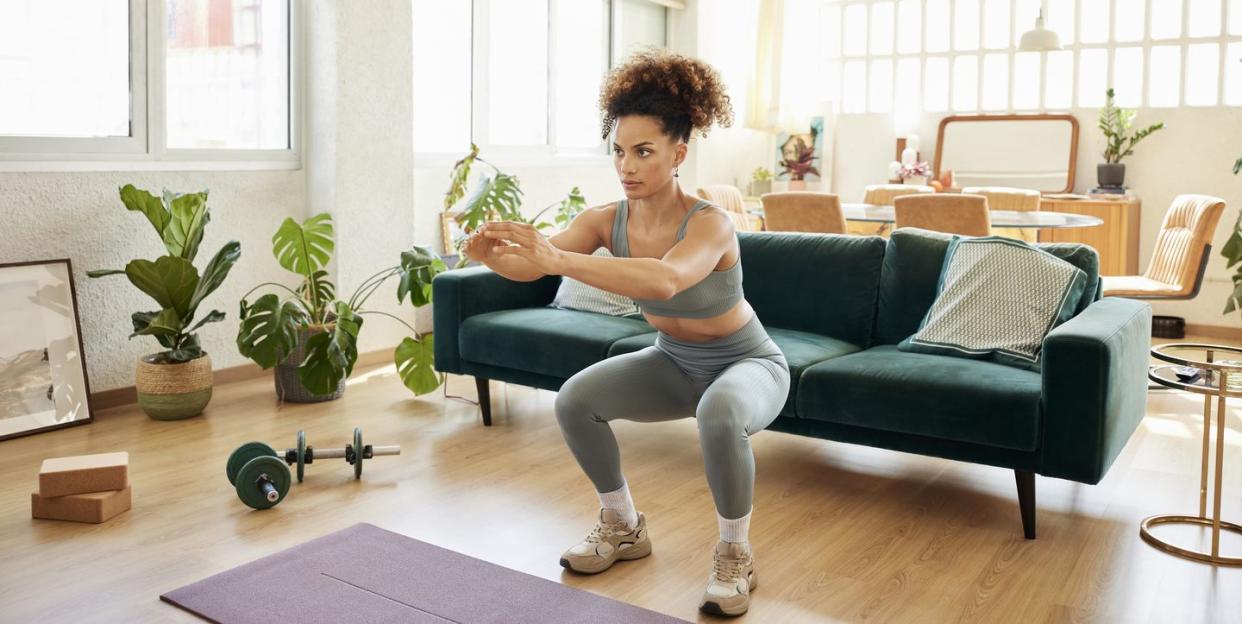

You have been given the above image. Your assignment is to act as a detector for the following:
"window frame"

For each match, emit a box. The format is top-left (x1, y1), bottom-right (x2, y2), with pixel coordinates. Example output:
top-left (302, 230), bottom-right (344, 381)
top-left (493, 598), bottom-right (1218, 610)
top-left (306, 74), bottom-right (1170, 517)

top-left (0, 0), bottom-right (302, 171)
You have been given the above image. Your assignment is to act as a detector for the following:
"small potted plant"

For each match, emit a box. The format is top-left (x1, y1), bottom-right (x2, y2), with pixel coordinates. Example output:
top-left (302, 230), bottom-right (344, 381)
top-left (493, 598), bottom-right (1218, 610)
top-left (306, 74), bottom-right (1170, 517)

top-left (88, 185), bottom-right (241, 420)
top-left (236, 213), bottom-right (446, 401)
top-left (1098, 87), bottom-right (1164, 190)
top-left (750, 167), bottom-right (773, 197)
top-left (898, 161), bottom-right (932, 186)
top-left (777, 133), bottom-right (820, 190)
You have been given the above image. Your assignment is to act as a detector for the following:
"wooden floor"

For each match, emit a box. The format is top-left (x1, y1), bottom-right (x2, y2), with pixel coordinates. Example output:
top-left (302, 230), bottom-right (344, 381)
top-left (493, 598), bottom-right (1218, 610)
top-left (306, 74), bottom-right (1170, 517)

top-left (2, 335), bottom-right (1240, 623)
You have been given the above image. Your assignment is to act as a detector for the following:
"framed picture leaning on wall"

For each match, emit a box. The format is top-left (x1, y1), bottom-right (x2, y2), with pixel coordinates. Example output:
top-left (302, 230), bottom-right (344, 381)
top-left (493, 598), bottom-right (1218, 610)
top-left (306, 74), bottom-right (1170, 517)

top-left (0, 259), bottom-right (93, 441)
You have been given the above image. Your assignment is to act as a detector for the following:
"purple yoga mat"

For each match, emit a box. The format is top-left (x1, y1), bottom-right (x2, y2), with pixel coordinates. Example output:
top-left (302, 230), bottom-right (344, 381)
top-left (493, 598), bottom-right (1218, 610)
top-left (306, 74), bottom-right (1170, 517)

top-left (160, 523), bottom-right (689, 623)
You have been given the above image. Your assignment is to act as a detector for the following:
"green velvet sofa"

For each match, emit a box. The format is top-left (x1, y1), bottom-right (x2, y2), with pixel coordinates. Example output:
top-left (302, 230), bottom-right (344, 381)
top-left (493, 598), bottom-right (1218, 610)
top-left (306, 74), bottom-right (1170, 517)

top-left (431, 228), bottom-right (1152, 539)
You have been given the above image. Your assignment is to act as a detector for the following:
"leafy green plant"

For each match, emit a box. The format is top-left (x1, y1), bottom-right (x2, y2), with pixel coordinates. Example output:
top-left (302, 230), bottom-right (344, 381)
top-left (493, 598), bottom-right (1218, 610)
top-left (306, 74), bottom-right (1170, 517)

top-left (443, 143), bottom-right (586, 266)
top-left (1099, 88), bottom-right (1165, 164)
top-left (87, 185), bottom-right (241, 364)
top-left (751, 167), bottom-right (773, 182)
top-left (1224, 160), bottom-right (1242, 317)
top-left (235, 213), bottom-right (447, 396)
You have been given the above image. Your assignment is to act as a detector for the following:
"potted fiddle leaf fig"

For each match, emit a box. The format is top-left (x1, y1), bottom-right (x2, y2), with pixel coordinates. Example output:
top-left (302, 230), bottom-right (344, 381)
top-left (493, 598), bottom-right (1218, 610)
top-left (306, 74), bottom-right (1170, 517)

top-left (236, 212), bottom-right (446, 401)
top-left (88, 184), bottom-right (241, 420)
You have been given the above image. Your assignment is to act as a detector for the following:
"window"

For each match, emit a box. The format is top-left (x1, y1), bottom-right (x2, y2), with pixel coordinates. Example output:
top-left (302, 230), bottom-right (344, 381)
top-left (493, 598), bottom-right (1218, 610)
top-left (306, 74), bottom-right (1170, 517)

top-left (413, 0), bottom-right (669, 159)
top-left (812, 0), bottom-right (1242, 114)
top-left (0, 0), bottom-right (296, 166)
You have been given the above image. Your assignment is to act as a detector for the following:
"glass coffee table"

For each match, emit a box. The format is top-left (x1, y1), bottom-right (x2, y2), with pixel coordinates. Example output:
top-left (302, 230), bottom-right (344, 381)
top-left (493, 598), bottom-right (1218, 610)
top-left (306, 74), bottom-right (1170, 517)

top-left (1145, 343), bottom-right (1242, 566)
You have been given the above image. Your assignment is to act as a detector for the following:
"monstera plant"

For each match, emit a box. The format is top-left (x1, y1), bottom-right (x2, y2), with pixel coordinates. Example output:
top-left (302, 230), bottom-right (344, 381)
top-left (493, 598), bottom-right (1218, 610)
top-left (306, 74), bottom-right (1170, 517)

top-left (236, 212), bottom-right (445, 401)
top-left (88, 184), bottom-right (241, 420)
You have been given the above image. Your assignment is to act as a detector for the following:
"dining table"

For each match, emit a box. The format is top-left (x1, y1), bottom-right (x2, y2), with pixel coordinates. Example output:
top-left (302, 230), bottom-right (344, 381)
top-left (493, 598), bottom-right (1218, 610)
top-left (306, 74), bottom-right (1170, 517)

top-left (746, 203), bottom-right (1105, 230)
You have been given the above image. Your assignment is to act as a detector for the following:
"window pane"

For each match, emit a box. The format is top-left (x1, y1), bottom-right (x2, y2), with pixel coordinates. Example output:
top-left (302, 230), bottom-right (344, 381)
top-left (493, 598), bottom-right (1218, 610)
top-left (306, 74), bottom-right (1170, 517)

top-left (1148, 45), bottom-right (1181, 107)
top-left (488, 0), bottom-right (547, 146)
top-left (1044, 50), bottom-right (1071, 109)
top-left (1078, 49), bottom-right (1108, 107)
top-left (1115, 0), bottom-right (1145, 41)
top-left (0, 0), bottom-right (130, 138)
top-left (1188, 0), bottom-right (1222, 37)
top-left (869, 59), bottom-right (893, 112)
top-left (869, 2), bottom-right (894, 55)
top-left (1231, 0), bottom-right (1242, 34)
top-left (821, 60), bottom-right (841, 104)
top-left (1151, 0), bottom-right (1183, 39)
top-left (924, 57), bottom-right (949, 111)
top-left (554, 0), bottom-right (607, 148)
top-left (895, 57), bottom-right (921, 108)
top-left (843, 60), bottom-right (867, 113)
top-left (1186, 43), bottom-right (1220, 105)
top-left (1080, 0), bottom-right (1109, 43)
top-left (166, 0), bottom-right (290, 150)
top-left (1012, 51), bottom-right (1040, 109)
top-left (1047, 0), bottom-right (1074, 45)
top-left (843, 3), bottom-right (867, 56)
top-left (413, 0), bottom-right (470, 153)
top-left (952, 55), bottom-right (978, 110)
top-left (823, 4), bottom-right (841, 58)
top-left (926, 0), bottom-right (950, 52)
top-left (983, 0), bottom-right (1009, 49)
top-left (896, 0), bottom-right (921, 54)
top-left (1113, 47), bottom-right (1144, 106)
top-left (1225, 42), bottom-right (1242, 103)
top-left (981, 53), bottom-right (1008, 109)
top-left (618, 0), bottom-right (667, 58)
top-left (954, 0), bottom-right (980, 51)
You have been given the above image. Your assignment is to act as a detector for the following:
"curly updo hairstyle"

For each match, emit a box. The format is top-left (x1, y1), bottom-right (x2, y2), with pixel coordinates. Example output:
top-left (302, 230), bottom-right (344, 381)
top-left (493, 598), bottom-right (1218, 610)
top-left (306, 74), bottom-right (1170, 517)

top-left (598, 49), bottom-right (734, 143)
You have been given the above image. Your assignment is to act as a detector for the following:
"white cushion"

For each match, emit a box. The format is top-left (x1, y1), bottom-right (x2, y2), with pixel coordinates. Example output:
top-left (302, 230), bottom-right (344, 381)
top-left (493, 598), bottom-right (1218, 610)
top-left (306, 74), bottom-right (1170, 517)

top-left (550, 247), bottom-right (641, 317)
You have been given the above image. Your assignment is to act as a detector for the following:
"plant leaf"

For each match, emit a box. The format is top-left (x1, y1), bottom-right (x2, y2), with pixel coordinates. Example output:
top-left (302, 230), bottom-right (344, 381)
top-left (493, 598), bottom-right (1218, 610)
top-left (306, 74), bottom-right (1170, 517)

top-left (445, 143), bottom-right (480, 210)
top-left (87, 269), bottom-right (126, 278)
top-left (237, 294), bottom-right (308, 369)
top-left (395, 335), bottom-right (440, 395)
top-left (162, 191), bottom-right (210, 260)
top-left (459, 172), bottom-right (524, 233)
top-left (130, 308), bottom-right (183, 338)
top-left (125, 256), bottom-right (199, 319)
top-left (119, 184), bottom-right (170, 237)
top-left (165, 334), bottom-right (203, 363)
top-left (273, 213), bottom-right (334, 278)
top-left (298, 269), bottom-right (336, 317)
top-left (297, 302), bottom-right (363, 395)
top-left (186, 309), bottom-right (226, 334)
top-left (397, 245), bottom-right (445, 306)
top-left (132, 311), bottom-right (178, 349)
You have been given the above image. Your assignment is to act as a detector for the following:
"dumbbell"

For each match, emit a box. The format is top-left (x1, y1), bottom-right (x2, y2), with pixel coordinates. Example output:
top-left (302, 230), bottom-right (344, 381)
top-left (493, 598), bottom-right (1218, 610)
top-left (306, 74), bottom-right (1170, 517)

top-left (225, 442), bottom-right (291, 510)
top-left (280, 427), bottom-right (401, 482)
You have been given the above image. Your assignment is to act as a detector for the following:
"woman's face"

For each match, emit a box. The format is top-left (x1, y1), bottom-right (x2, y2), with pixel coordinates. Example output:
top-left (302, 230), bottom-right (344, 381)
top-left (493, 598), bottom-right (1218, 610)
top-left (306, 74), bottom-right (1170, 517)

top-left (612, 115), bottom-right (686, 199)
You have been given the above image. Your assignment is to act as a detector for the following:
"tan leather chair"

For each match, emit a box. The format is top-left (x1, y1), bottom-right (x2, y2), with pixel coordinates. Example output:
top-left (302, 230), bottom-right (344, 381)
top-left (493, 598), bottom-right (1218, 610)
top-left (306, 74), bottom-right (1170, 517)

top-left (893, 193), bottom-right (992, 237)
top-left (696, 184), bottom-right (761, 232)
top-left (852, 184), bottom-right (936, 236)
top-left (1101, 194), bottom-right (1227, 299)
top-left (760, 191), bottom-right (847, 234)
top-left (962, 186), bottom-right (1042, 243)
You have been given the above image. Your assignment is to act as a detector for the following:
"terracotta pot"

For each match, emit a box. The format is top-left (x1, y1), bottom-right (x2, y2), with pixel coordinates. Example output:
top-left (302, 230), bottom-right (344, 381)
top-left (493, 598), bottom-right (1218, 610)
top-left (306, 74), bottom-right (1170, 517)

top-left (135, 353), bottom-right (213, 420)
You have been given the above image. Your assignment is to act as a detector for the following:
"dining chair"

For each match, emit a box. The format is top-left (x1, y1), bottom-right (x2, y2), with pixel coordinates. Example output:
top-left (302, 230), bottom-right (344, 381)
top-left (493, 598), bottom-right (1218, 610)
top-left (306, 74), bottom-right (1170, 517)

top-left (893, 193), bottom-right (992, 236)
top-left (696, 184), bottom-right (761, 232)
top-left (759, 191), bottom-right (848, 234)
top-left (852, 183), bottom-right (936, 236)
top-left (962, 186), bottom-right (1042, 243)
top-left (1101, 194), bottom-right (1226, 300)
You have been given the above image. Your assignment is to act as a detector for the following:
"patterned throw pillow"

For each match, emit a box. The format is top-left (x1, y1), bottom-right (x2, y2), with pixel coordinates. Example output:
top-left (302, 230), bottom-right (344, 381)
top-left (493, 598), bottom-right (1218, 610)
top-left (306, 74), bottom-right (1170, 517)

top-left (550, 247), bottom-right (642, 318)
top-left (897, 236), bottom-right (1088, 371)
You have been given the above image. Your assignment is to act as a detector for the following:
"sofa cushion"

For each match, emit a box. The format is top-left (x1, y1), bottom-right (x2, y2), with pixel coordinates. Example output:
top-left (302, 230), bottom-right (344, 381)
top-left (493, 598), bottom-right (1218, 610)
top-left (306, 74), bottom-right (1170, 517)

top-left (873, 228), bottom-right (1100, 346)
top-left (460, 308), bottom-right (653, 379)
top-left (738, 232), bottom-right (886, 347)
top-left (550, 247), bottom-right (643, 318)
top-left (796, 345), bottom-right (1043, 451)
top-left (609, 325), bottom-right (860, 417)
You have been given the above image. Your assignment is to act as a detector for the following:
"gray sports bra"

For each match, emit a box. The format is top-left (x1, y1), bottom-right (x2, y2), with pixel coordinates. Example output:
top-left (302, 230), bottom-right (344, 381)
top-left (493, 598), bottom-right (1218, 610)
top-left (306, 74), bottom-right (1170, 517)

top-left (609, 199), bottom-right (743, 319)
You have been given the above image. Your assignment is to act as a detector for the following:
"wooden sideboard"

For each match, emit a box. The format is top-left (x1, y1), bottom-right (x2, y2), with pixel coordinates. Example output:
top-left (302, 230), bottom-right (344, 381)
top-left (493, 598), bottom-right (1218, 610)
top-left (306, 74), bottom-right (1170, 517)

top-left (1038, 196), bottom-right (1141, 276)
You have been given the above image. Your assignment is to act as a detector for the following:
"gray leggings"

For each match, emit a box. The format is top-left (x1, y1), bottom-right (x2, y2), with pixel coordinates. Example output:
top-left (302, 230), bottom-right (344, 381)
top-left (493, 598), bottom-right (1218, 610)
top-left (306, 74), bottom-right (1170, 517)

top-left (554, 314), bottom-right (791, 520)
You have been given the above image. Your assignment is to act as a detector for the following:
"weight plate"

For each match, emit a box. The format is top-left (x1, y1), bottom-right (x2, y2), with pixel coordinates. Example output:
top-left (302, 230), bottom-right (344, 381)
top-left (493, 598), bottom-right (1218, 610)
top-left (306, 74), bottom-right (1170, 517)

top-left (235, 456), bottom-right (291, 510)
top-left (296, 429), bottom-right (306, 483)
top-left (354, 427), bottom-right (363, 479)
top-left (226, 441), bottom-right (278, 486)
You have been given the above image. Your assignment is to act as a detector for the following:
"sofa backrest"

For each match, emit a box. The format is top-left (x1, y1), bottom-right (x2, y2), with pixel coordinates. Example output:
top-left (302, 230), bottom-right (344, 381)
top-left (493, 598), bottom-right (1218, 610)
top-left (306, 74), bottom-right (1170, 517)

top-left (739, 232), bottom-right (886, 347)
top-left (872, 227), bottom-right (1102, 346)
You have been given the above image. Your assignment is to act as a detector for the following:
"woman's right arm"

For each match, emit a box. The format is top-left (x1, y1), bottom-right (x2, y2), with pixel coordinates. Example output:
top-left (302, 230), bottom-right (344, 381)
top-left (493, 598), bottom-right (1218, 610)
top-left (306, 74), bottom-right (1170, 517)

top-left (465, 205), bottom-right (610, 282)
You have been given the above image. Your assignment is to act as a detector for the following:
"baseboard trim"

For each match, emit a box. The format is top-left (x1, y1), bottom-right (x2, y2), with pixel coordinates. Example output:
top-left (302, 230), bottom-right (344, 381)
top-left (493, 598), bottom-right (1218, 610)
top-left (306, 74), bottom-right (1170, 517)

top-left (1184, 323), bottom-right (1242, 341)
top-left (89, 348), bottom-right (397, 413)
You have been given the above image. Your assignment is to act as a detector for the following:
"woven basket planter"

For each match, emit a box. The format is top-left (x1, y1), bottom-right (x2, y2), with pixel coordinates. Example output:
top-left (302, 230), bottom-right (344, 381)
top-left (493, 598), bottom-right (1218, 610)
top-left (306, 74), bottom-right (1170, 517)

top-left (135, 353), bottom-right (213, 420)
top-left (274, 324), bottom-right (346, 403)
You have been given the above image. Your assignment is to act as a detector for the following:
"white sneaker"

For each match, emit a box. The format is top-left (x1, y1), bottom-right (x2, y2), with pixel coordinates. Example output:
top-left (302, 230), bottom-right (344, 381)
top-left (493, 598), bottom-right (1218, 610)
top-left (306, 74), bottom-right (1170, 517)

top-left (559, 508), bottom-right (651, 574)
top-left (699, 540), bottom-right (757, 616)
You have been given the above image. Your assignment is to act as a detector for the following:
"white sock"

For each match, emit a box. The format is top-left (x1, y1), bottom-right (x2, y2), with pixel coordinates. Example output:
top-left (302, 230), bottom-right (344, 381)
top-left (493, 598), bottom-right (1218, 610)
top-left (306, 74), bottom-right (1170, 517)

top-left (718, 507), bottom-right (752, 544)
top-left (597, 481), bottom-right (638, 528)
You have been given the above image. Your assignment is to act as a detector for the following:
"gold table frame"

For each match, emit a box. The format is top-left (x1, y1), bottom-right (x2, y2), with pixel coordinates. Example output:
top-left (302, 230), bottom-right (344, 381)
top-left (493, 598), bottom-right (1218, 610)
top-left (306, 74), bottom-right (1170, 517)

top-left (1144, 343), bottom-right (1242, 566)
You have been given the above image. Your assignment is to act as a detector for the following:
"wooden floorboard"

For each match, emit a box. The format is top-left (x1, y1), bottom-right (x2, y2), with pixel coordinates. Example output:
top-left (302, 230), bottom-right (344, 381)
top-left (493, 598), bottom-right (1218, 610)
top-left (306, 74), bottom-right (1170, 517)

top-left (1, 335), bottom-right (1240, 623)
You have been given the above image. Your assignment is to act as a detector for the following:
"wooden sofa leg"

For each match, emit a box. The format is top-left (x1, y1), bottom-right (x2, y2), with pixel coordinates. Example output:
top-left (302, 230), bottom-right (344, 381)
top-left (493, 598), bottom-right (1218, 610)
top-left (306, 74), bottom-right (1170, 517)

top-left (1015, 469), bottom-right (1036, 539)
top-left (475, 376), bottom-right (492, 426)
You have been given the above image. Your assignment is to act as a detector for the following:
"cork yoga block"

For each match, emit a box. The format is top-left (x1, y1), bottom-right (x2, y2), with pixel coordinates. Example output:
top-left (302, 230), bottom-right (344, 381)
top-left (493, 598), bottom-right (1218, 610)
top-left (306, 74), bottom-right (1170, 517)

top-left (32, 485), bottom-right (132, 524)
top-left (39, 452), bottom-right (129, 498)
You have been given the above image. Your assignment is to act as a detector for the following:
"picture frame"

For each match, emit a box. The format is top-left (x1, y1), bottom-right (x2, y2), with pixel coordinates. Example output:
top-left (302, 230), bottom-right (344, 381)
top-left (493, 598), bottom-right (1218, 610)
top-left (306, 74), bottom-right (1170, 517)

top-left (0, 259), bottom-right (94, 441)
top-left (440, 211), bottom-right (467, 256)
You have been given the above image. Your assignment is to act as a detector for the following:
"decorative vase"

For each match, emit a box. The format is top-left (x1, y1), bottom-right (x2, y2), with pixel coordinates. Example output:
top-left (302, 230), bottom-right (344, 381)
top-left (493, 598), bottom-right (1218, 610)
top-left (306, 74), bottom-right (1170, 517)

top-left (903, 175), bottom-right (929, 186)
top-left (135, 353), bottom-right (213, 420)
top-left (1097, 163), bottom-right (1126, 188)
top-left (750, 180), bottom-right (771, 197)
top-left (275, 324), bottom-right (346, 403)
